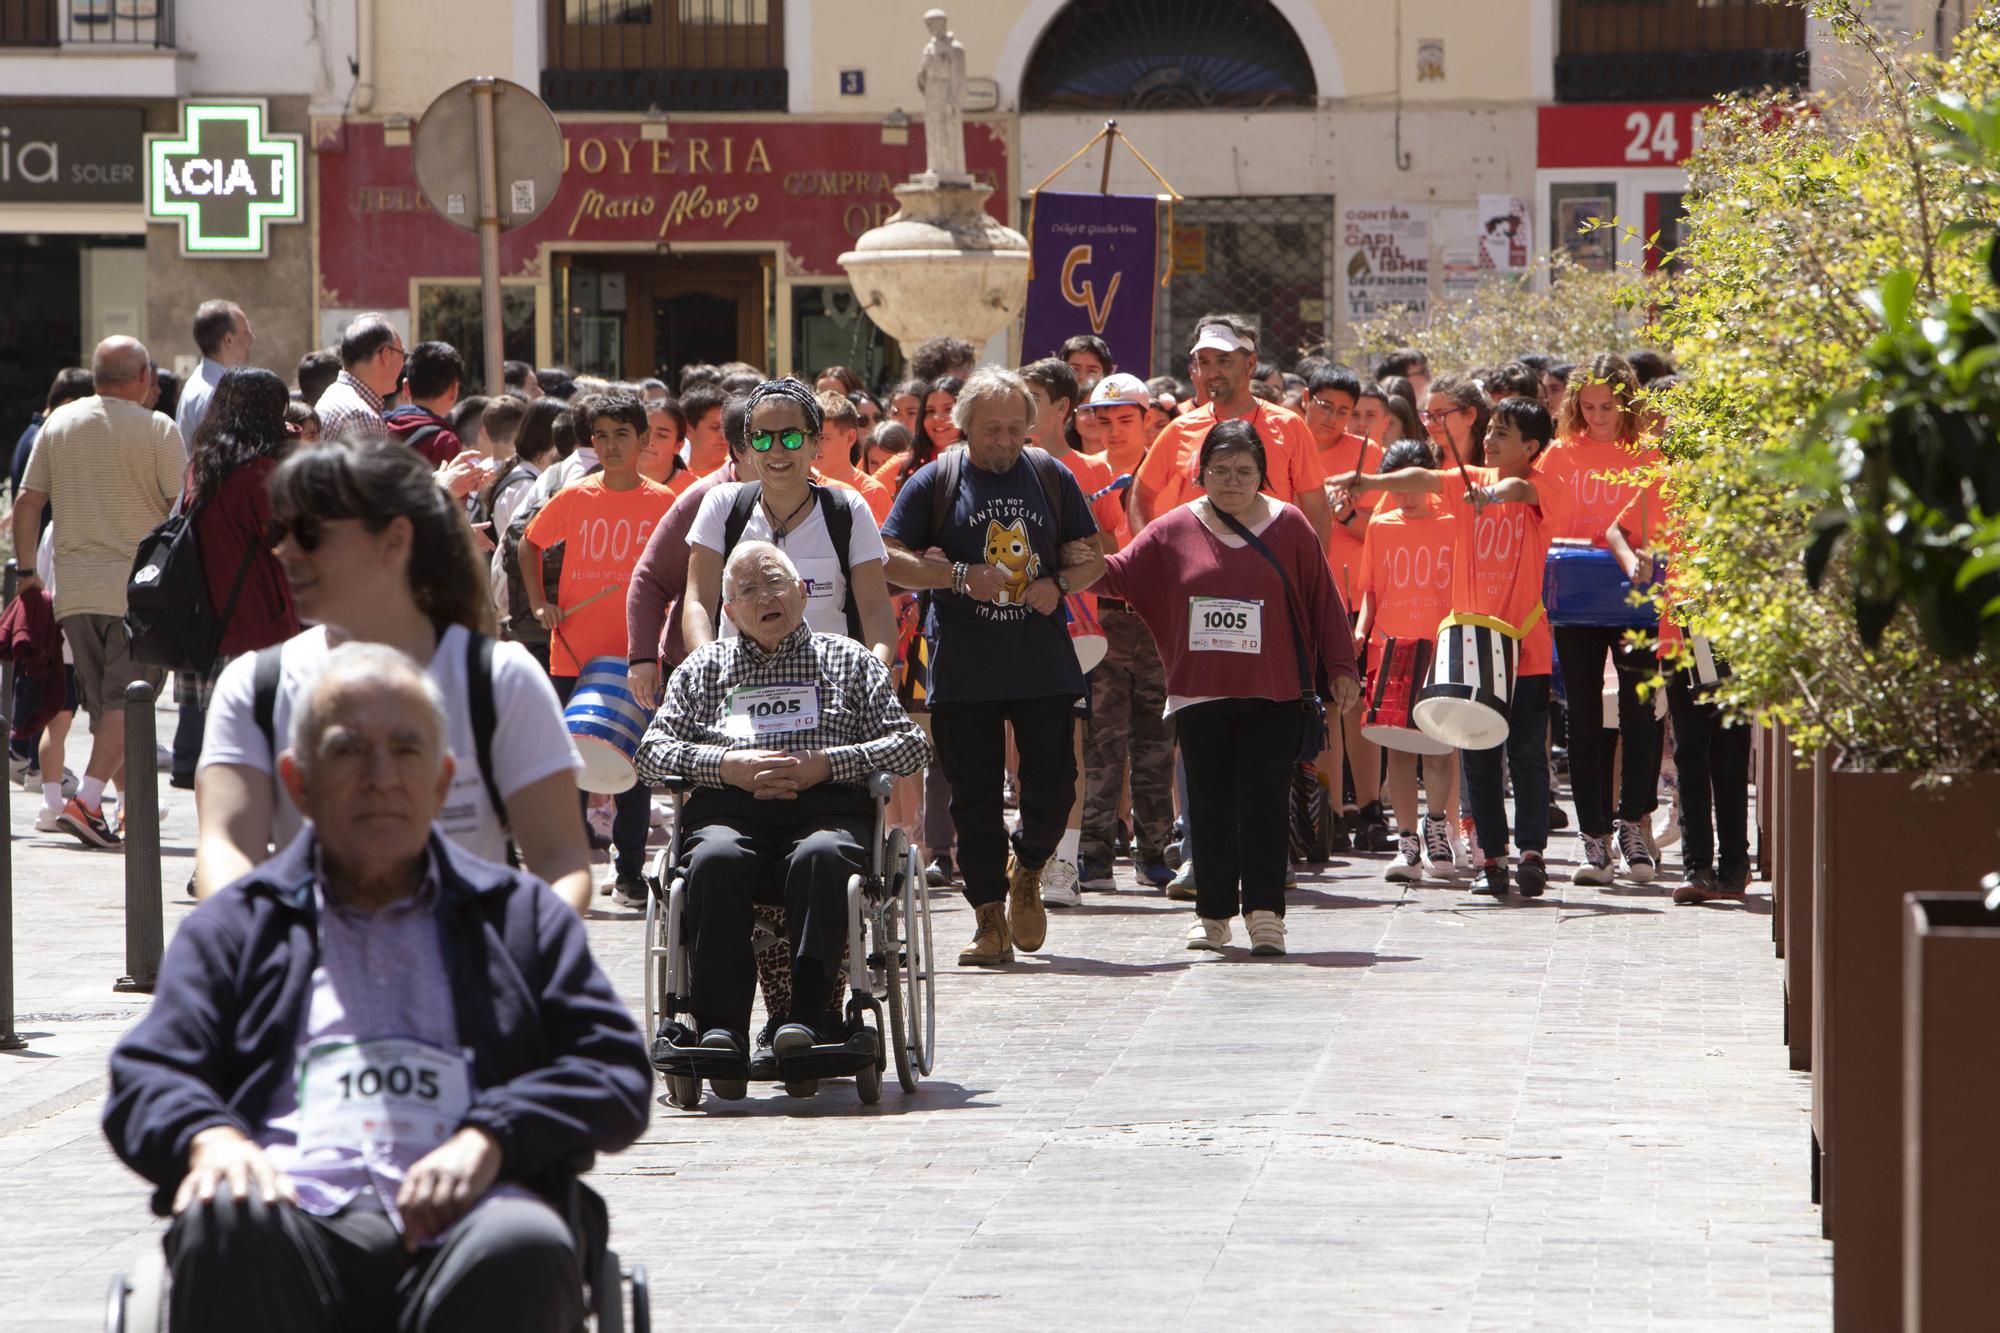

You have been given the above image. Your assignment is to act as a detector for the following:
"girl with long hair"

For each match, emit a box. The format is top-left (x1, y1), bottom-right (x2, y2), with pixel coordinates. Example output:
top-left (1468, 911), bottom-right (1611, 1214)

top-left (194, 437), bottom-right (593, 912)
top-left (895, 373), bottom-right (964, 493)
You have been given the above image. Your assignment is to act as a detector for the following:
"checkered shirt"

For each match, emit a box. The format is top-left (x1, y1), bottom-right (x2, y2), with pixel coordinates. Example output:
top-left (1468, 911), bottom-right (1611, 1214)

top-left (313, 370), bottom-right (386, 442)
top-left (637, 623), bottom-right (931, 789)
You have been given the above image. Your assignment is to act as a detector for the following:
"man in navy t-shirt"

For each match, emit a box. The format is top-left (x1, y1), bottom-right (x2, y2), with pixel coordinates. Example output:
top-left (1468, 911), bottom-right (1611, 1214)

top-left (882, 367), bottom-right (1104, 968)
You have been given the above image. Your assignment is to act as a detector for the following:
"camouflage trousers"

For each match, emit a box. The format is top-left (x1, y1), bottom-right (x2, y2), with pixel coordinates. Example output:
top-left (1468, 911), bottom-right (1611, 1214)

top-left (1080, 602), bottom-right (1177, 864)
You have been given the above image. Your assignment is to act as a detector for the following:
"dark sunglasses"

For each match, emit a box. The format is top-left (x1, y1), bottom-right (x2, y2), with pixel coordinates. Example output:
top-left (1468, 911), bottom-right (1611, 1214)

top-left (266, 512), bottom-right (332, 551)
top-left (749, 428), bottom-right (810, 453)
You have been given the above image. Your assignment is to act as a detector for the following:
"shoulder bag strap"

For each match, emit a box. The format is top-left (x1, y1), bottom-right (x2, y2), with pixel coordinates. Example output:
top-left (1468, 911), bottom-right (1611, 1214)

top-left (1211, 504), bottom-right (1320, 700)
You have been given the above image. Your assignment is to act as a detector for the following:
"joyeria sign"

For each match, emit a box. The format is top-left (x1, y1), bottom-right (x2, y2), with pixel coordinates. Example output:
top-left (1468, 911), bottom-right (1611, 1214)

top-left (146, 100), bottom-right (303, 258)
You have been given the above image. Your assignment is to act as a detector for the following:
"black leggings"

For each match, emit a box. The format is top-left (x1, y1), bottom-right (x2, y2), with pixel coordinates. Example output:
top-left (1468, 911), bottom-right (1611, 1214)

top-left (1554, 625), bottom-right (1663, 836)
top-left (1666, 672), bottom-right (1752, 878)
top-left (1177, 697), bottom-right (1300, 920)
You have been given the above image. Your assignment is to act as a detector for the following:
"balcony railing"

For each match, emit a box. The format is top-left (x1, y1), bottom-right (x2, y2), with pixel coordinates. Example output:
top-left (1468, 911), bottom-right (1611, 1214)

top-left (1, 0), bottom-right (174, 47)
top-left (543, 0), bottom-right (786, 112)
top-left (1556, 0), bottom-right (1805, 102)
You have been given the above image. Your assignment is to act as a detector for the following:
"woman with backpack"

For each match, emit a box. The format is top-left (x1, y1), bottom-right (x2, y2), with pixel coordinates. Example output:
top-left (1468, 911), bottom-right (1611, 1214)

top-left (193, 438), bottom-right (594, 912)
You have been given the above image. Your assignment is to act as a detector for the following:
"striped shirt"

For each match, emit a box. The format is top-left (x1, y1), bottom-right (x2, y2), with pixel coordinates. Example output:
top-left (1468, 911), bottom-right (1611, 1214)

top-left (313, 370), bottom-right (386, 442)
top-left (637, 622), bottom-right (930, 789)
top-left (22, 395), bottom-right (183, 619)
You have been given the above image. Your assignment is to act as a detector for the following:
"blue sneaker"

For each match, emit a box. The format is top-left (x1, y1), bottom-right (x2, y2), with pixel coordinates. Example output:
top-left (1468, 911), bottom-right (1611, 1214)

top-left (1138, 860), bottom-right (1173, 888)
top-left (1077, 855), bottom-right (1115, 890)
top-left (1166, 862), bottom-right (1197, 901)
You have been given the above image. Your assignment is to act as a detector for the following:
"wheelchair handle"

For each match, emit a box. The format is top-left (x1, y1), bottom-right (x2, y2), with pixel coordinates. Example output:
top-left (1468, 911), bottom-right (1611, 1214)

top-left (866, 772), bottom-right (896, 802)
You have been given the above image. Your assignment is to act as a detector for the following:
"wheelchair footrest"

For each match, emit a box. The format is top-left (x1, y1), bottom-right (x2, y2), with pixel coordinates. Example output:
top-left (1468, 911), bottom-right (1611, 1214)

top-left (649, 1024), bottom-right (752, 1081)
top-left (775, 1030), bottom-right (879, 1081)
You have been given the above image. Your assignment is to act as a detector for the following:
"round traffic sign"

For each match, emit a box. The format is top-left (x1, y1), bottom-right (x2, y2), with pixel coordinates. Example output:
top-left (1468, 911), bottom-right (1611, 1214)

top-left (411, 77), bottom-right (564, 233)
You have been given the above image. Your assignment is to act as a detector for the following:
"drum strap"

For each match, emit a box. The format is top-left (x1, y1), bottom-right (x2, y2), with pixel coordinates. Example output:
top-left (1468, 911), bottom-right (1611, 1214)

top-left (1439, 603), bottom-right (1544, 640)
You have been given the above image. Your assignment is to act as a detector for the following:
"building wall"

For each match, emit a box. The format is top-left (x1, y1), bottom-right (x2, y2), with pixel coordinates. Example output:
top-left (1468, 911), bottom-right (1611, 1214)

top-left (142, 97), bottom-right (317, 384)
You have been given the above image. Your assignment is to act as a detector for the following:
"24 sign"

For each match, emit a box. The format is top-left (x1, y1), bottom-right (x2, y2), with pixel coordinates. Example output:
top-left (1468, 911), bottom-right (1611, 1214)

top-left (1537, 103), bottom-right (1708, 171)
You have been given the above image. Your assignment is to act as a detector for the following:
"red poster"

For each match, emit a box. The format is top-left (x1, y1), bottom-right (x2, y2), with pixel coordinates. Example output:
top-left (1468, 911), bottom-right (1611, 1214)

top-left (314, 117), bottom-right (1012, 309)
top-left (1537, 104), bottom-right (1708, 170)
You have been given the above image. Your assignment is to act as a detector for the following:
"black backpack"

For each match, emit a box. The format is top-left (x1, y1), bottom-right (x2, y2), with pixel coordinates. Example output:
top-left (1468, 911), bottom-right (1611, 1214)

top-left (720, 481), bottom-right (864, 641)
top-left (125, 495), bottom-right (257, 674)
top-left (252, 631), bottom-right (513, 848)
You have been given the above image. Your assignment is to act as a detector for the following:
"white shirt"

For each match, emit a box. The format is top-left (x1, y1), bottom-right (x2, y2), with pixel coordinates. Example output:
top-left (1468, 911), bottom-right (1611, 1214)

top-left (686, 482), bottom-right (885, 640)
top-left (176, 356), bottom-right (228, 454)
top-left (488, 458), bottom-right (545, 613)
top-left (529, 447), bottom-right (598, 505)
top-left (199, 624), bottom-right (582, 866)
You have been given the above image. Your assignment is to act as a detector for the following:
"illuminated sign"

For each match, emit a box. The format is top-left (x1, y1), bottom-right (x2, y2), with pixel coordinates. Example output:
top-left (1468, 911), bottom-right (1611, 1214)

top-left (145, 100), bottom-right (303, 258)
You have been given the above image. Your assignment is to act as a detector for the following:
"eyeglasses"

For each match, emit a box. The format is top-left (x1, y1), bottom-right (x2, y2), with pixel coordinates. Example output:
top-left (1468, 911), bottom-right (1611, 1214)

top-left (266, 512), bottom-right (327, 551)
top-left (731, 575), bottom-right (796, 600)
top-left (1308, 396), bottom-right (1350, 413)
top-left (1420, 406), bottom-right (1469, 425)
top-left (749, 428), bottom-right (810, 453)
top-left (385, 344), bottom-right (407, 362)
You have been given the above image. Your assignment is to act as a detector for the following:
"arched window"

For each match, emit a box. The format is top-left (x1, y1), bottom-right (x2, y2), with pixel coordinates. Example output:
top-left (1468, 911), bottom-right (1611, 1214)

top-left (1021, 0), bottom-right (1317, 112)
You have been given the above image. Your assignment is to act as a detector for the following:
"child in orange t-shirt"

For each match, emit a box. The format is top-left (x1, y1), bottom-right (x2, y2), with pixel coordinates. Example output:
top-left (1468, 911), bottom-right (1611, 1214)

top-left (521, 391), bottom-right (676, 895)
top-left (1338, 398), bottom-right (1557, 898)
top-left (1608, 479), bottom-right (1751, 903)
top-left (1352, 440), bottom-right (1461, 884)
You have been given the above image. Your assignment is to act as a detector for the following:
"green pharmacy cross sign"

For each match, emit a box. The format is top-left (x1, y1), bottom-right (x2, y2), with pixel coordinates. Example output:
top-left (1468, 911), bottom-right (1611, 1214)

top-left (145, 101), bottom-right (304, 258)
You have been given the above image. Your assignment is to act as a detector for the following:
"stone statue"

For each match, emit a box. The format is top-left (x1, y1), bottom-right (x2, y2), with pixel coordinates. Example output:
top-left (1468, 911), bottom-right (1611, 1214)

top-left (916, 8), bottom-right (969, 184)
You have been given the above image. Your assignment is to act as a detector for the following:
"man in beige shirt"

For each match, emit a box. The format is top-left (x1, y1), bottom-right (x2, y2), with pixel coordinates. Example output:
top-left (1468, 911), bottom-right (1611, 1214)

top-left (11, 336), bottom-right (184, 848)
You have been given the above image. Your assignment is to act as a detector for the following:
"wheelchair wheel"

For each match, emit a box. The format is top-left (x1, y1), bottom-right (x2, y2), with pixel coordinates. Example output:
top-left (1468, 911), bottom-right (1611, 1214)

top-left (855, 1026), bottom-right (884, 1105)
top-left (106, 1249), bottom-right (165, 1333)
top-left (664, 1071), bottom-right (701, 1110)
top-left (594, 1247), bottom-right (626, 1333)
top-left (884, 852), bottom-right (916, 1093)
top-left (909, 843), bottom-right (936, 1077)
top-left (642, 882), bottom-right (669, 1055)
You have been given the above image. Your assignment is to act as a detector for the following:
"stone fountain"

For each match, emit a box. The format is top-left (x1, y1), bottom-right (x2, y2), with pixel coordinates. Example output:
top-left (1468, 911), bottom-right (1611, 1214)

top-left (838, 9), bottom-right (1029, 354)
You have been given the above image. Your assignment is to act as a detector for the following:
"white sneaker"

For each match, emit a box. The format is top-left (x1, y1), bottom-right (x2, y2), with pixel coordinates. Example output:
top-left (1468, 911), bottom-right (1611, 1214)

top-left (1040, 858), bottom-right (1082, 908)
top-left (1245, 910), bottom-right (1286, 956)
top-left (1573, 832), bottom-right (1615, 885)
top-left (7, 752), bottom-right (28, 785)
top-left (34, 806), bottom-right (62, 833)
top-left (1385, 832), bottom-right (1424, 883)
top-left (1186, 917), bottom-right (1231, 952)
top-left (1614, 820), bottom-right (1657, 883)
top-left (1421, 817), bottom-right (1458, 880)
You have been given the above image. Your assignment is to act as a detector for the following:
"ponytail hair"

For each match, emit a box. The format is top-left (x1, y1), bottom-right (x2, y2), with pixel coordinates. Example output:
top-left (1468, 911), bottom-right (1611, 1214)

top-left (268, 436), bottom-right (495, 636)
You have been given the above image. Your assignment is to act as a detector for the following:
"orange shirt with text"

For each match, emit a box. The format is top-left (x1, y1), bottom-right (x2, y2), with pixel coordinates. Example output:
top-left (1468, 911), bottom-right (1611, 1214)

top-left (1432, 465), bottom-right (1553, 676)
top-left (1356, 505), bottom-right (1457, 653)
top-left (525, 475), bottom-right (675, 675)
top-left (1536, 436), bottom-right (1663, 544)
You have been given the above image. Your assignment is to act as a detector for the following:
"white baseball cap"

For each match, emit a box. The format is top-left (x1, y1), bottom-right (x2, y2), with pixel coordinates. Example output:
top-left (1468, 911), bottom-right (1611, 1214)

top-left (1078, 372), bottom-right (1151, 413)
top-left (1189, 322), bottom-right (1255, 355)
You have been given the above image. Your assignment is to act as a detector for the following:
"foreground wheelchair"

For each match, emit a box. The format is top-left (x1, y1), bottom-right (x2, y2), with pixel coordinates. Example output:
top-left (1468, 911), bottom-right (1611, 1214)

top-left (106, 1234), bottom-right (649, 1332)
top-left (643, 773), bottom-right (936, 1108)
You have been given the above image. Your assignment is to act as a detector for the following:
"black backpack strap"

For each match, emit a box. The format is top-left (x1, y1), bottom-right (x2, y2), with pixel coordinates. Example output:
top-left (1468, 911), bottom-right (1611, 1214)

top-left (721, 481), bottom-right (763, 562)
top-left (1024, 447), bottom-right (1069, 529)
top-left (928, 449), bottom-right (962, 543)
top-left (404, 422), bottom-right (444, 458)
top-left (466, 632), bottom-right (510, 835)
top-left (252, 643), bottom-right (284, 756)
top-left (814, 485), bottom-right (864, 641)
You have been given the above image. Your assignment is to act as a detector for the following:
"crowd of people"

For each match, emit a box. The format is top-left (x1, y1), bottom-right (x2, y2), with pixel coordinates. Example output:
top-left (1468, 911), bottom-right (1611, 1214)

top-left (3, 294), bottom-right (1754, 1327)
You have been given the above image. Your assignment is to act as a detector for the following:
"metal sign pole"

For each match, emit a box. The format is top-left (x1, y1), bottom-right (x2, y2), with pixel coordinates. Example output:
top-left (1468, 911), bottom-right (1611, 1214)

top-left (472, 78), bottom-right (506, 396)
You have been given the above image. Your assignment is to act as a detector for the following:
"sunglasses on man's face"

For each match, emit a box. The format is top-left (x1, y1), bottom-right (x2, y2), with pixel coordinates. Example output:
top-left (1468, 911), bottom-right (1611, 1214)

top-left (749, 428), bottom-right (810, 453)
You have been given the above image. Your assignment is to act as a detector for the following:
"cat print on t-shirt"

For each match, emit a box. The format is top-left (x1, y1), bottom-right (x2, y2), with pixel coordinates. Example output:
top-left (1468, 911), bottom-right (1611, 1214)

top-left (984, 518), bottom-right (1039, 605)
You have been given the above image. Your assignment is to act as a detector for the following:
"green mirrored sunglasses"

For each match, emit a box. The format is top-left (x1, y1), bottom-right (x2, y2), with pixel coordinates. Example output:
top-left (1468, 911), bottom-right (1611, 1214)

top-left (749, 428), bottom-right (810, 453)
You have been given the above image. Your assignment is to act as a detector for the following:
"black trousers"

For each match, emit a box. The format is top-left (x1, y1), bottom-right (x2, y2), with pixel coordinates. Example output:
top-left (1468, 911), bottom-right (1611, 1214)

top-left (1554, 625), bottom-right (1663, 836)
top-left (552, 674), bottom-right (651, 879)
top-left (1177, 697), bottom-right (1299, 920)
top-left (930, 694), bottom-right (1076, 908)
top-left (1461, 674), bottom-right (1553, 858)
top-left (680, 785), bottom-right (872, 1039)
top-left (1666, 672), bottom-right (1753, 879)
top-left (166, 1192), bottom-right (581, 1333)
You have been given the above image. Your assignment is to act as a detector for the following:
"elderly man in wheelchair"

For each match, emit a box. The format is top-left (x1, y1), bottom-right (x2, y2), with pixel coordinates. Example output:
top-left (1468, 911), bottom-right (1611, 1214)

top-left (637, 540), bottom-right (930, 1104)
top-left (100, 644), bottom-right (653, 1332)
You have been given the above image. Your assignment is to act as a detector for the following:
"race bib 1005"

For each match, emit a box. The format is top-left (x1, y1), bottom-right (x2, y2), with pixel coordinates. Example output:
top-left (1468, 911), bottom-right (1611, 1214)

top-left (1188, 596), bottom-right (1263, 653)
top-left (296, 1037), bottom-right (472, 1160)
top-left (725, 683), bottom-right (822, 740)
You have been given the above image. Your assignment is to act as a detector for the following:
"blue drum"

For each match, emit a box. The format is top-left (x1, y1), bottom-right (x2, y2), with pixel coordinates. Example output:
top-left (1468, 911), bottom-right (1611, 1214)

top-left (1543, 540), bottom-right (1661, 629)
top-left (564, 656), bottom-right (653, 793)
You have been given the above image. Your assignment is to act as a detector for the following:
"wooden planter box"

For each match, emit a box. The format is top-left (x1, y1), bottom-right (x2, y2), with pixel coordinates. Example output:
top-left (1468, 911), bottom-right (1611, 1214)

top-left (1782, 740), bottom-right (1815, 1075)
top-left (1766, 721), bottom-right (1784, 955)
top-left (1903, 893), bottom-right (2000, 1333)
top-left (1812, 768), bottom-right (2000, 1331)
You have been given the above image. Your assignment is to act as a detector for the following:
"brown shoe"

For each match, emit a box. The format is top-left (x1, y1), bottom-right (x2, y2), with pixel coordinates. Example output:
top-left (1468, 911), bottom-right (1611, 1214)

top-left (958, 901), bottom-right (1014, 967)
top-left (1006, 853), bottom-right (1049, 953)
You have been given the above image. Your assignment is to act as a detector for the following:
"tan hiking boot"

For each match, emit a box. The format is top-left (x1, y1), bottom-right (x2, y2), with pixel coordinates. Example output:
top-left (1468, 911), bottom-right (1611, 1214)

top-left (958, 901), bottom-right (1014, 967)
top-left (1006, 853), bottom-right (1049, 952)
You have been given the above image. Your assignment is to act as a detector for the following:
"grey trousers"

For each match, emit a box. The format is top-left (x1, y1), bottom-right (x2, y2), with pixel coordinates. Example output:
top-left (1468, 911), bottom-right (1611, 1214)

top-left (165, 1191), bottom-right (583, 1333)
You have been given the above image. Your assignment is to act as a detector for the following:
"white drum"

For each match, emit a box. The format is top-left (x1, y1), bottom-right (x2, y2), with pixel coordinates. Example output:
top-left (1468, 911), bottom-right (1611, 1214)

top-left (1413, 621), bottom-right (1517, 751)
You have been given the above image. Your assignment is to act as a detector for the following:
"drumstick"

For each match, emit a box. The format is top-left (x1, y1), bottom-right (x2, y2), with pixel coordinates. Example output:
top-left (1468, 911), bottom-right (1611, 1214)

top-left (562, 581), bottom-right (625, 616)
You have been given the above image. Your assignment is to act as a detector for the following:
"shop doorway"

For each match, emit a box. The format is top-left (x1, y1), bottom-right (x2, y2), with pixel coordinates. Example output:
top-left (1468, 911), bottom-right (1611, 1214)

top-left (0, 234), bottom-right (144, 451)
top-left (556, 252), bottom-right (769, 384)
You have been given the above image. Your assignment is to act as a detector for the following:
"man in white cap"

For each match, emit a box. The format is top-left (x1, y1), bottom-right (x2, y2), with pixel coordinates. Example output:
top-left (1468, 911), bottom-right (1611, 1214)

top-left (1130, 313), bottom-right (1331, 546)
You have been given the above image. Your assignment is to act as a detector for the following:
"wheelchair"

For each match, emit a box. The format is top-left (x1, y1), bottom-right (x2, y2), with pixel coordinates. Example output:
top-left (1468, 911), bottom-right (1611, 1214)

top-left (643, 772), bottom-right (936, 1109)
top-left (106, 1238), bottom-right (649, 1332)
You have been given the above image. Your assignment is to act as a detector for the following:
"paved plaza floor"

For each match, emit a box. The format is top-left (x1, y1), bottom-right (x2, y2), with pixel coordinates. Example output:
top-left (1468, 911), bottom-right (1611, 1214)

top-left (0, 703), bottom-right (1829, 1330)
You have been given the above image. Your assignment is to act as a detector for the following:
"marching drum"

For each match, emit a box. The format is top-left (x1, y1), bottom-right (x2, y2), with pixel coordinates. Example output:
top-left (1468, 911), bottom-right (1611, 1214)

top-left (1065, 591), bottom-right (1108, 672)
top-left (1413, 619), bottom-right (1518, 750)
top-left (564, 655), bottom-right (653, 793)
top-left (1361, 636), bottom-right (1455, 756)
top-left (1544, 539), bottom-right (1661, 629)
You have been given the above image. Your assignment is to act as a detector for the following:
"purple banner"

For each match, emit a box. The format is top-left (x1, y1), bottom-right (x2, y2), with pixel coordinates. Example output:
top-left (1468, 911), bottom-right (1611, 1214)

top-left (1022, 192), bottom-right (1158, 378)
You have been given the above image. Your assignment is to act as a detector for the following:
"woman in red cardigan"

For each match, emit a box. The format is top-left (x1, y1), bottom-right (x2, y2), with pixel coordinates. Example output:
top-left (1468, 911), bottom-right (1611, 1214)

top-left (1098, 419), bottom-right (1361, 956)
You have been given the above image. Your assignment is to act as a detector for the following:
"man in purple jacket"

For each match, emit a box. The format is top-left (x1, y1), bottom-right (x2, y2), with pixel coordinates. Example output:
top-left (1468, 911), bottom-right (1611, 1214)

top-left (103, 643), bottom-right (650, 1332)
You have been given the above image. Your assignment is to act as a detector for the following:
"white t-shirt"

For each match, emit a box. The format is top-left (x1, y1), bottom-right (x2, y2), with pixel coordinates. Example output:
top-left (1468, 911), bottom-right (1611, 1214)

top-left (199, 624), bottom-right (582, 865)
top-left (686, 482), bottom-right (885, 640)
